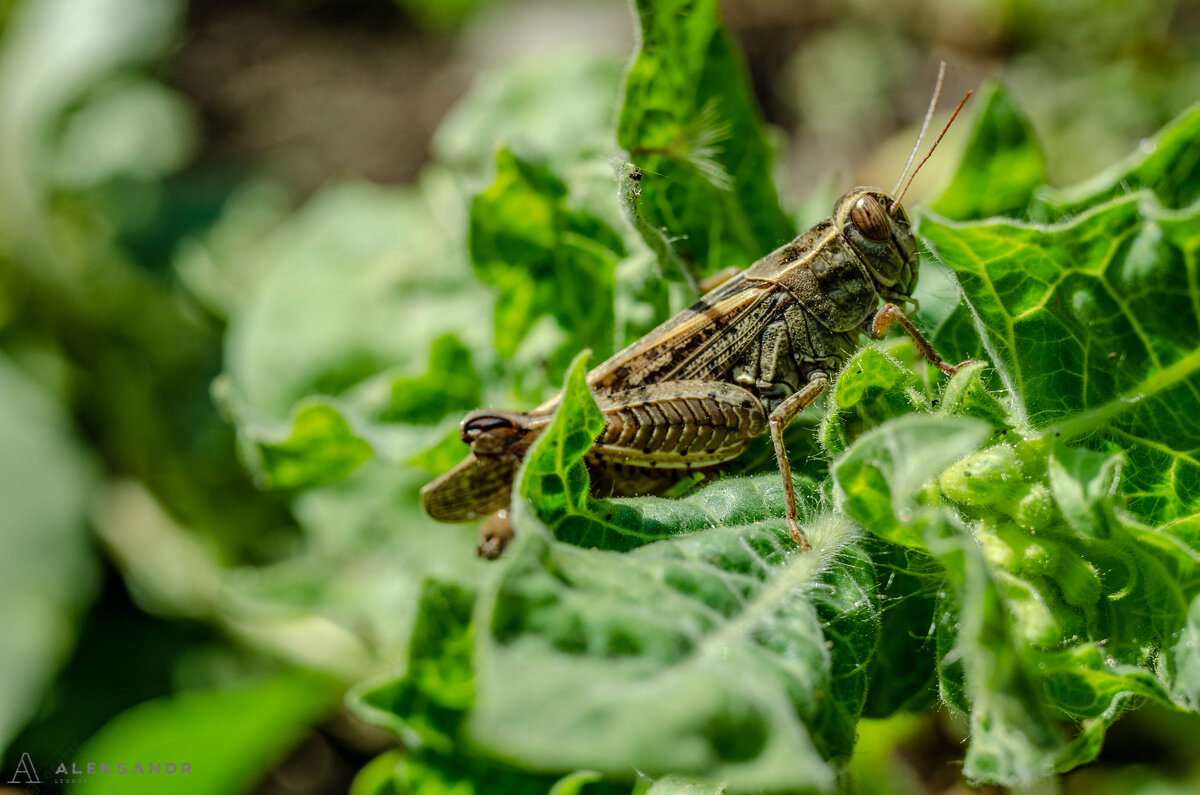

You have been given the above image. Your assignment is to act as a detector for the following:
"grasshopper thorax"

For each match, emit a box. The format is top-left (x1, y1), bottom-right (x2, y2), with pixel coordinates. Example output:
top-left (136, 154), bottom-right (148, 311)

top-left (834, 187), bottom-right (919, 307)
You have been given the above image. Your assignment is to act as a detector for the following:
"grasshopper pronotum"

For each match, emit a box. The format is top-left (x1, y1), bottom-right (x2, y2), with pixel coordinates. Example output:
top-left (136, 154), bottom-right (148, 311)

top-left (423, 66), bottom-right (973, 558)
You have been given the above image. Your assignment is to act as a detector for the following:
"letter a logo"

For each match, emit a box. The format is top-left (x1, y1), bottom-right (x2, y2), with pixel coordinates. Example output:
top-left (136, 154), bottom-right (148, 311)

top-left (8, 752), bottom-right (40, 784)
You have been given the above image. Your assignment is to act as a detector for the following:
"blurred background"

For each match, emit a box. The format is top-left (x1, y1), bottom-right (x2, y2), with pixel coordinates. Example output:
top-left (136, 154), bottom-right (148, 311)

top-left (1, 0), bottom-right (1199, 792)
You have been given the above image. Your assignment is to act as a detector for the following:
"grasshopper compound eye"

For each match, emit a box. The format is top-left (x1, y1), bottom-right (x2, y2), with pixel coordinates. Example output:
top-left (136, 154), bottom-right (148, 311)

top-left (462, 414), bottom-right (517, 442)
top-left (851, 195), bottom-right (891, 242)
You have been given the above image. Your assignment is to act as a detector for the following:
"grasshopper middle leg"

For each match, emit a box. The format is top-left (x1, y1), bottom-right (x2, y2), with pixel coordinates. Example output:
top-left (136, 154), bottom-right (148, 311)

top-left (767, 372), bottom-right (830, 550)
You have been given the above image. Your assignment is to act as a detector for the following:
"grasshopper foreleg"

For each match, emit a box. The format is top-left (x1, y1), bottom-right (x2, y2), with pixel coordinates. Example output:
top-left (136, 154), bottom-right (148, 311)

top-left (767, 372), bottom-right (830, 550)
top-left (869, 303), bottom-right (977, 375)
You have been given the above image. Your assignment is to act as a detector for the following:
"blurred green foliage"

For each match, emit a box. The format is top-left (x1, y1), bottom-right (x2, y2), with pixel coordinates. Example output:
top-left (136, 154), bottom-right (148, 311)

top-left (2, 0), bottom-right (1200, 793)
top-left (0, 356), bottom-right (98, 753)
top-left (470, 149), bottom-right (624, 369)
top-left (618, 0), bottom-right (794, 276)
top-left (74, 672), bottom-right (341, 795)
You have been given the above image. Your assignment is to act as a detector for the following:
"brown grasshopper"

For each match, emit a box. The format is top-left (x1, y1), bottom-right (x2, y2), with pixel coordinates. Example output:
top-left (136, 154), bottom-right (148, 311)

top-left (423, 68), bottom-right (974, 558)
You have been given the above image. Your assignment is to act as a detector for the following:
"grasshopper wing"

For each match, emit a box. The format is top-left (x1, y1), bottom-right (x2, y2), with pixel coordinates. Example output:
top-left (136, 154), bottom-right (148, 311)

top-left (589, 275), bottom-right (780, 390)
top-left (421, 453), bottom-right (517, 522)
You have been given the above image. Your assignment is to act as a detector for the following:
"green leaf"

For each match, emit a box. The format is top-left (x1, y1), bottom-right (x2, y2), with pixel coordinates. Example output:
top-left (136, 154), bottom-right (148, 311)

top-left (433, 56), bottom-right (623, 177)
top-left (1175, 595), bottom-right (1200, 709)
top-left (1034, 100), bottom-right (1200, 220)
top-left (218, 333), bottom-right (487, 491)
top-left (547, 770), bottom-right (607, 795)
top-left (468, 505), bottom-right (877, 791)
top-left (391, 0), bottom-right (499, 29)
top-left (0, 0), bottom-right (184, 244)
top-left (939, 443), bottom-right (1033, 513)
top-left (174, 180), bottom-right (294, 318)
top-left (858, 542), bottom-right (939, 717)
top-left (834, 377), bottom-right (1199, 785)
top-left (349, 750), bottom-right (404, 795)
top-left (1045, 440), bottom-right (1122, 538)
top-left (618, 0), bottom-right (793, 275)
top-left (203, 187), bottom-right (503, 654)
top-left (589, 474), bottom-right (825, 553)
top-left (642, 774), bottom-right (725, 794)
top-left (351, 580), bottom-right (477, 753)
top-left (408, 425), bottom-right (473, 477)
top-left (383, 334), bottom-right (483, 425)
top-left (470, 149), bottom-right (624, 366)
top-left (819, 346), bottom-right (927, 458)
top-left (240, 399), bottom-right (373, 490)
top-left (224, 177), bottom-right (487, 420)
top-left (434, 58), bottom-right (640, 352)
top-left (924, 99), bottom-right (1200, 376)
top-left (386, 752), bottom-right (605, 795)
top-left (351, 580), bottom-right (627, 795)
top-left (947, 512), bottom-right (1187, 782)
top-left (0, 355), bottom-right (99, 753)
top-left (51, 75), bottom-right (196, 188)
top-left (947, 540), bottom-right (1064, 784)
top-left (922, 196), bottom-right (1200, 527)
top-left (515, 350), bottom-right (606, 532)
top-left (934, 360), bottom-right (1011, 430)
top-left (930, 81), bottom-right (1047, 222)
top-left (208, 457), bottom-right (486, 675)
top-left (74, 672), bottom-right (340, 795)
top-left (833, 414), bottom-right (992, 549)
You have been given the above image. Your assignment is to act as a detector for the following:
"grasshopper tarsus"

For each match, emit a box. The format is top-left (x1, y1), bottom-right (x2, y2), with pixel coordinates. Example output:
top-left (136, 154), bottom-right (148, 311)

top-left (477, 509), bottom-right (513, 559)
top-left (938, 358), bottom-right (984, 376)
top-left (788, 521), bottom-right (811, 552)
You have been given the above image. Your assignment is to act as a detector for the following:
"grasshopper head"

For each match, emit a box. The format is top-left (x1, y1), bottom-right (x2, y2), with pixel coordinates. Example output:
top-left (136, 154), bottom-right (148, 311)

top-left (461, 410), bottom-right (538, 460)
top-left (835, 187), bottom-right (920, 307)
top-left (834, 67), bottom-right (971, 310)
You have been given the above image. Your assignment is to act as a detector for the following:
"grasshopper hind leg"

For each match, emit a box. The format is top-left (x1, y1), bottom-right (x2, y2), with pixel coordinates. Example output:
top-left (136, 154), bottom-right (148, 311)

top-left (478, 508), bottom-right (513, 559)
top-left (767, 372), bottom-right (830, 550)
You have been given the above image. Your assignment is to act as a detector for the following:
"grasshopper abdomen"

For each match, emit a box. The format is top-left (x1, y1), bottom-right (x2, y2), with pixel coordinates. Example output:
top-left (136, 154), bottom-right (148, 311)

top-left (596, 381), bottom-right (767, 466)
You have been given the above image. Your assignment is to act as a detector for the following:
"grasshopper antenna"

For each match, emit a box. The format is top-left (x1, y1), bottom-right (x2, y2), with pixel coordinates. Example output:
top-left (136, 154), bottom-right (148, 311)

top-left (892, 62), bottom-right (946, 199)
top-left (889, 66), bottom-right (972, 214)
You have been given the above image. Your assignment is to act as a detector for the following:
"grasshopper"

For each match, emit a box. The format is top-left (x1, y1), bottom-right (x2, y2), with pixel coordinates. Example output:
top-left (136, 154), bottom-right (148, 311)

top-left (423, 67), bottom-right (973, 558)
